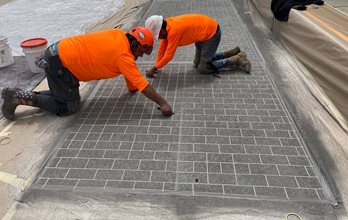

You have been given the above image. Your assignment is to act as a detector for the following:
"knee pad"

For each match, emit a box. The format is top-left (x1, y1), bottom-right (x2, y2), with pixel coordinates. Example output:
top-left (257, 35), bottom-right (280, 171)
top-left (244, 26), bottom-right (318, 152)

top-left (198, 60), bottom-right (217, 74)
top-left (193, 51), bottom-right (201, 67)
top-left (57, 100), bottom-right (79, 116)
top-left (198, 61), bottom-right (211, 74)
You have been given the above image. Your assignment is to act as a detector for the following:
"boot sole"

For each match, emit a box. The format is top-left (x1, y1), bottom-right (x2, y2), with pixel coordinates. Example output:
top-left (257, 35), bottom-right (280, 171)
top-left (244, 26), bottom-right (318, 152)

top-left (239, 59), bottom-right (251, 74)
top-left (1, 87), bottom-right (16, 120)
top-left (1, 87), bottom-right (7, 99)
top-left (241, 64), bottom-right (251, 74)
top-left (243, 66), bottom-right (251, 74)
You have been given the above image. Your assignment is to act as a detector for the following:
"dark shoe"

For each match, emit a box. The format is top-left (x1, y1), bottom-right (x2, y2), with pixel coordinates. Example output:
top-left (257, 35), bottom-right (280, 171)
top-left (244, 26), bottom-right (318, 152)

top-left (292, 5), bottom-right (307, 11)
top-left (34, 90), bottom-right (51, 96)
top-left (1, 87), bottom-right (18, 120)
top-left (314, 0), bottom-right (324, 5)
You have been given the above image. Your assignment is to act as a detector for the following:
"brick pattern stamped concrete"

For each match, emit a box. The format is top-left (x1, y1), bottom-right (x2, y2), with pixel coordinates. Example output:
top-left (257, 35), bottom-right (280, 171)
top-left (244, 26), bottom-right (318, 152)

top-left (34, 0), bottom-right (329, 202)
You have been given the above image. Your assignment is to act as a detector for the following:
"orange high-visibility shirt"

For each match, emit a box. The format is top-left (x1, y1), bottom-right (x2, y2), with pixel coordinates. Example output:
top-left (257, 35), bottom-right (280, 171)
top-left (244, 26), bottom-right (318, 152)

top-left (155, 14), bottom-right (218, 69)
top-left (58, 29), bottom-right (149, 91)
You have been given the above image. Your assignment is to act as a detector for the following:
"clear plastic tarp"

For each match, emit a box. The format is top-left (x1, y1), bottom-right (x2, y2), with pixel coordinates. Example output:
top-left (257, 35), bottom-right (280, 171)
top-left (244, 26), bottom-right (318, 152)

top-left (249, 0), bottom-right (348, 131)
top-left (0, 0), bottom-right (124, 55)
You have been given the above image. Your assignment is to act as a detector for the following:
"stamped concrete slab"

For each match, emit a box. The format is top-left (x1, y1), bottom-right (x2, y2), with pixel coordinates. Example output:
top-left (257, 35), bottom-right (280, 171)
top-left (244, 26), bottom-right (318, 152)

top-left (33, 0), bottom-right (331, 203)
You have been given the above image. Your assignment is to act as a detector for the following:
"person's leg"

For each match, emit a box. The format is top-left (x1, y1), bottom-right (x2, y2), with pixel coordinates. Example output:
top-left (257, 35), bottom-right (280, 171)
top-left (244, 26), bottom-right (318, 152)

top-left (211, 58), bottom-right (230, 70)
top-left (40, 50), bottom-right (80, 116)
top-left (207, 47), bottom-right (243, 71)
top-left (1, 47), bottom-right (80, 120)
top-left (1, 87), bottom-right (37, 120)
top-left (211, 51), bottom-right (251, 73)
top-left (197, 27), bottom-right (221, 74)
top-left (1, 86), bottom-right (59, 120)
top-left (34, 90), bottom-right (51, 96)
top-left (194, 43), bottom-right (202, 67)
top-left (211, 47), bottom-right (241, 61)
top-left (211, 52), bottom-right (225, 61)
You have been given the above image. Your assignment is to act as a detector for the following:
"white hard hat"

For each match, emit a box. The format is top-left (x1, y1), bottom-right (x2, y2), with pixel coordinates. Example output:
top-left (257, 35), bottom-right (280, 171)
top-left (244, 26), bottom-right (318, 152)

top-left (145, 15), bottom-right (163, 40)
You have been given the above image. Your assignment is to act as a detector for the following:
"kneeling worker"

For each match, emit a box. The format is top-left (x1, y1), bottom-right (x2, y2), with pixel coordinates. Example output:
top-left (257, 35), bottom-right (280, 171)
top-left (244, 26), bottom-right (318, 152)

top-left (1, 27), bottom-right (174, 120)
top-left (145, 14), bottom-right (251, 77)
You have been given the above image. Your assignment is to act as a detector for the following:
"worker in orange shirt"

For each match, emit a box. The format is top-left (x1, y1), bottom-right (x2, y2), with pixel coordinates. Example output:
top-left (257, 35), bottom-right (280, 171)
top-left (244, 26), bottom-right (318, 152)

top-left (145, 14), bottom-right (251, 77)
top-left (1, 27), bottom-right (174, 120)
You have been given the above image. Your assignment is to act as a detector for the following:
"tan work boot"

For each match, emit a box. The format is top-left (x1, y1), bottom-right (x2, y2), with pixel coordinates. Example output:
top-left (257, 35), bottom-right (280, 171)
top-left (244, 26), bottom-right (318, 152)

top-left (228, 51), bottom-right (251, 73)
top-left (238, 51), bottom-right (251, 73)
top-left (223, 46), bottom-right (241, 58)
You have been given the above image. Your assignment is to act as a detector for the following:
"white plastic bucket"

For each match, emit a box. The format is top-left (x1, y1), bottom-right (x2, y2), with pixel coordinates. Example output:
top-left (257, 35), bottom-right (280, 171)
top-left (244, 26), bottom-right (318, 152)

top-left (20, 38), bottom-right (48, 73)
top-left (0, 36), bottom-right (15, 68)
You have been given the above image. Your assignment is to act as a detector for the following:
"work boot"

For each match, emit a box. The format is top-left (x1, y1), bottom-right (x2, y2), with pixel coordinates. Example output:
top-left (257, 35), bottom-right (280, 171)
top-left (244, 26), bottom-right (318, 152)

top-left (1, 87), bottom-right (37, 120)
top-left (223, 46), bottom-right (241, 58)
top-left (228, 51), bottom-right (251, 73)
top-left (193, 50), bottom-right (201, 67)
top-left (238, 52), bottom-right (251, 73)
top-left (1, 87), bottom-right (18, 120)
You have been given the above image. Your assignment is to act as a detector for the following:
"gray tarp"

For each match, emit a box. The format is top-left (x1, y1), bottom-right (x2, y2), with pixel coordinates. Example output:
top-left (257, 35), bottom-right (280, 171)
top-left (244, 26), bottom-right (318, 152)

top-left (250, 0), bottom-right (348, 131)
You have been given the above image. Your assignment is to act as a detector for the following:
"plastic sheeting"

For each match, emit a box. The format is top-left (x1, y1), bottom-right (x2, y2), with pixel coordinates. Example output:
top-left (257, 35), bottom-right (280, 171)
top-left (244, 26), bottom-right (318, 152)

top-left (250, 0), bottom-right (348, 131)
top-left (0, 0), bottom-right (124, 55)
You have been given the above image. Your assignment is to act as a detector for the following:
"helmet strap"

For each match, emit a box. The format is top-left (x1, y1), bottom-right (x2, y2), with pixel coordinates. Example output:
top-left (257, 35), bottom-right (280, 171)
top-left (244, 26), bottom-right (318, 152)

top-left (127, 33), bottom-right (139, 54)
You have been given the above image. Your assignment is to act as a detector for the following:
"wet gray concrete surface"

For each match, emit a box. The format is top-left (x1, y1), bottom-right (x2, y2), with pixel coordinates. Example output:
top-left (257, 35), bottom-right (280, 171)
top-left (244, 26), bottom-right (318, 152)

top-left (4, 0), bottom-right (348, 219)
top-left (33, 0), bottom-right (331, 203)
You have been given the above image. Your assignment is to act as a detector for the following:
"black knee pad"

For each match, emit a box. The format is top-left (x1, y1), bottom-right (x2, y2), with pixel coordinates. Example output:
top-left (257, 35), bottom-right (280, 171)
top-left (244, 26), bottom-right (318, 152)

top-left (57, 100), bottom-right (79, 116)
top-left (198, 61), bottom-right (218, 74)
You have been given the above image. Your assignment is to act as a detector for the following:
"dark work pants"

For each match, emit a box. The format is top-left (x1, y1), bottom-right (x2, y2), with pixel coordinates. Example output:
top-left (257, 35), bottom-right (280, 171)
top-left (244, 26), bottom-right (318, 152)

top-left (36, 45), bottom-right (80, 116)
top-left (194, 26), bottom-right (221, 63)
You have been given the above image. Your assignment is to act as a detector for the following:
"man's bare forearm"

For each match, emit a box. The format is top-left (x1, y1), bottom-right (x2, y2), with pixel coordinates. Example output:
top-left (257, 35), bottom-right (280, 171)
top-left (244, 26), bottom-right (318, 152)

top-left (142, 84), bottom-right (166, 106)
top-left (142, 85), bottom-right (174, 116)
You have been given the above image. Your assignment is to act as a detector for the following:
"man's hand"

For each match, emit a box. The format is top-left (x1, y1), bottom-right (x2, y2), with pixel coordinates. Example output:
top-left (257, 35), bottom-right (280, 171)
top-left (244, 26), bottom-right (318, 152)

top-left (146, 66), bottom-right (158, 78)
top-left (142, 85), bottom-right (173, 116)
top-left (159, 102), bottom-right (174, 116)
